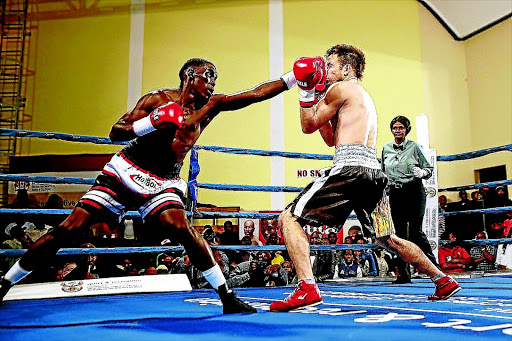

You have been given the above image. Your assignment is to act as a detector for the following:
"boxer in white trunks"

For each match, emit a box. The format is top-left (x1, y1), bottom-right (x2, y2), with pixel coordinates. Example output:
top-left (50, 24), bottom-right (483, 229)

top-left (270, 45), bottom-right (461, 312)
top-left (0, 58), bottom-right (298, 314)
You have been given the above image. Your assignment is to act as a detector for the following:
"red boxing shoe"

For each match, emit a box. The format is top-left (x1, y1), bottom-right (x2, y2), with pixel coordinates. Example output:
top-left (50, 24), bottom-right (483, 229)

top-left (270, 280), bottom-right (323, 312)
top-left (428, 276), bottom-right (461, 301)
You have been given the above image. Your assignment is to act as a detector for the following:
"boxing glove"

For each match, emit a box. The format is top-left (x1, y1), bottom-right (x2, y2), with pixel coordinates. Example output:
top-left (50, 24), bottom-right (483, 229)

top-left (132, 101), bottom-right (184, 136)
top-left (293, 56), bottom-right (327, 107)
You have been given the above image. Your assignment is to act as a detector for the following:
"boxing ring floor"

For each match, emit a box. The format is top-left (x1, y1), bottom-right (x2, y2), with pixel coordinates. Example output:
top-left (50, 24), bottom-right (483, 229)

top-left (1, 276), bottom-right (512, 340)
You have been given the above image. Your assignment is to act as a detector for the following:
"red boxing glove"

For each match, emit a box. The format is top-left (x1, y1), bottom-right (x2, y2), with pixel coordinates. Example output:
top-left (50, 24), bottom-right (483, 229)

top-left (293, 56), bottom-right (327, 107)
top-left (132, 101), bottom-right (184, 136)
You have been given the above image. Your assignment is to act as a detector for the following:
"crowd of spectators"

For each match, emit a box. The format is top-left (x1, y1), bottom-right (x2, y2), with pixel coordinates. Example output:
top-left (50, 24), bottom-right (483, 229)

top-left (440, 186), bottom-right (512, 240)
top-left (1, 187), bottom-right (511, 289)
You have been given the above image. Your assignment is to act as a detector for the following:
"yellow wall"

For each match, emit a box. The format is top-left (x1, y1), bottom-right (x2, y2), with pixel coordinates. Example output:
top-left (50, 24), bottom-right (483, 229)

top-left (19, 1), bottom-right (511, 209)
top-left (465, 19), bottom-right (512, 195)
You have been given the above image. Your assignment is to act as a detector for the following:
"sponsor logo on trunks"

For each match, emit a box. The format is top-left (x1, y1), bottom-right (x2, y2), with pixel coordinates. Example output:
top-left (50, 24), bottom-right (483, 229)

top-left (130, 174), bottom-right (161, 189)
top-left (61, 281), bottom-right (84, 293)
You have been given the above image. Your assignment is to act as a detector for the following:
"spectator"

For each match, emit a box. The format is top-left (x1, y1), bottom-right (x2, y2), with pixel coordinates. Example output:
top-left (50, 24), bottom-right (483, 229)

top-left (156, 265), bottom-right (169, 274)
top-left (44, 194), bottom-right (65, 228)
top-left (456, 190), bottom-right (471, 210)
top-left (375, 249), bottom-right (390, 277)
top-left (344, 236), bottom-right (353, 244)
top-left (243, 220), bottom-right (262, 246)
top-left (438, 195), bottom-right (448, 237)
top-left (327, 232), bottom-right (338, 245)
top-left (471, 191), bottom-right (481, 201)
top-left (354, 236), bottom-right (378, 277)
top-left (335, 249), bottom-right (362, 278)
top-left (219, 220), bottom-right (240, 245)
top-left (469, 232), bottom-right (496, 271)
top-left (8, 189), bottom-right (38, 209)
top-left (488, 186), bottom-right (512, 238)
top-left (309, 231), bottom-right (335, 282)
top-left (438, 232), bottom-right (472, 273)
top-left (281, 261), bottom-right (295, 284)
top-left (145, 267), bottom-right (157, 275)
top-left (77, 242), bottom-right (100, 279)
top-left (496, 229), bottom-right (512, 270)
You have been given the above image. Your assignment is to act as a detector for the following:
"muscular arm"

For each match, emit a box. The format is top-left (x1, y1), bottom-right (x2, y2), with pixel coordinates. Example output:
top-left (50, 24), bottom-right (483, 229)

top-left (319, 121), bottom-right (335, 147)
top-left (219, 79), bottom-right (288, 111)
top-left (199, 79), bottom-right (289, 131)
top-left (109, 92), bottom-right (169, 142)
top-left (300, 84), bottom-right (343, 134)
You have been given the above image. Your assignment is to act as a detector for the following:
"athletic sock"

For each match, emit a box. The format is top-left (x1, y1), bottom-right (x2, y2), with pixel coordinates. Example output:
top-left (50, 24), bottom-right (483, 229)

top-left (431, 273), bottom-right (447, 282)
top-left (4, 261), bottom-right (32, 284)
top-left (303, 278), bottom-right (316, 285)
top-left (202, 264), bottom-right (226, 290)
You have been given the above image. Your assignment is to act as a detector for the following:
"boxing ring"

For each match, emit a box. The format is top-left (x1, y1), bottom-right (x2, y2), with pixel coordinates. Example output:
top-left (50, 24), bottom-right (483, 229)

top-left (1, 128), bottom-right (512, 340)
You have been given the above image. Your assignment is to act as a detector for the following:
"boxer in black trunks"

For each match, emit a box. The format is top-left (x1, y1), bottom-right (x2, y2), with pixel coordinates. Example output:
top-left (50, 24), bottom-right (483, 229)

top-left (270, 45), bottom-right (461, 312)
top-left (0, 58), bottom-right (298, 314)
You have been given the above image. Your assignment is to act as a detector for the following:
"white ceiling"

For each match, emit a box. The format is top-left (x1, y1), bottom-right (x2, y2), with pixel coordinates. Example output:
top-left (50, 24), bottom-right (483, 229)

top-left (420, 0), bottom-right (512, 40)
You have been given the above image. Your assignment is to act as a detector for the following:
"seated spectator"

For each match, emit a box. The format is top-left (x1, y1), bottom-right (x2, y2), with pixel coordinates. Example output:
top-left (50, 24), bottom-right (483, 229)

top-left (438, 195), bottom-right (448, 237)
top-left (219, 220), bottom-right (240, 245)
top-left (353, 236), bottom-right (378, 277)
top-left (335, 249), bottom-right (362, 278)
top-left (471, 191), bottom-right (481, 201)
top-left (156, 265), bottom-right (169, 274)
top-left (375, 249), bottom-right (390, 277)
top-left (8, 189), bottom-right (38, 209)
top-left (438, 232), bottom-right (472, 273)
top-left (281, 261), bottom-right (295, 284)
top-left (327, 232), bottom-right (338, 245)
top-left (80, 242), bottom-right (100, 279)
top-left (469, 231), bottom-right (496, 271)
top-left (309, 231), bottom-right (335, 282)
top-left (496, 229), bottom-right (512, 270)
top-left (145, 267), bottom-right (157, 275)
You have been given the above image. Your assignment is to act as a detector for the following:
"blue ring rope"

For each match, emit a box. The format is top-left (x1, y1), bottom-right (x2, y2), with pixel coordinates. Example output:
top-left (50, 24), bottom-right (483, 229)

top-left (193, 145), bottom-right (333, 161)
top-left (2, 128), bottom-right (510, 162)
top-left (2, 206), bottom-right (511, 218)
top-left (1, 174), bottom-right (509, 194)
top-left (0, 128), bottom-right (127, 145)
top-left (2, 238), bottom-right (511, 257)
top-left (438, 179), bottom-right (512, 193)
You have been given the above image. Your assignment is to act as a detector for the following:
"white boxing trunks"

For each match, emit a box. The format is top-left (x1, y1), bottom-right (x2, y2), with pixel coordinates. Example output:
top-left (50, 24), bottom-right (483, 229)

top-left (78, 152), bottom-right (188, 221)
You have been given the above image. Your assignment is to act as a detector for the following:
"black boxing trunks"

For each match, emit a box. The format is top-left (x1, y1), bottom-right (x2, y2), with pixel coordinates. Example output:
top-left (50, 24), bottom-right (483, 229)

top-left (288, 144), bottom-right (395, 238)
top-left (77, 152), bottom-right (187, 221)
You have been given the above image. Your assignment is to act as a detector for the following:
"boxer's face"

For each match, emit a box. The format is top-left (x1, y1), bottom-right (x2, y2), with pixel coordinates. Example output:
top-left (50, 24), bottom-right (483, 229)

top-left (326, 55), bottom-right (343, 86)
top-left (191, 64), bottom-right (217, 98)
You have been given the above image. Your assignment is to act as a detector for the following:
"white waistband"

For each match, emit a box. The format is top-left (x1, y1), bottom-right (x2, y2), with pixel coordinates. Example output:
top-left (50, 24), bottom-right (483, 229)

top-left (332, 144), bottom-right (380, 169)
